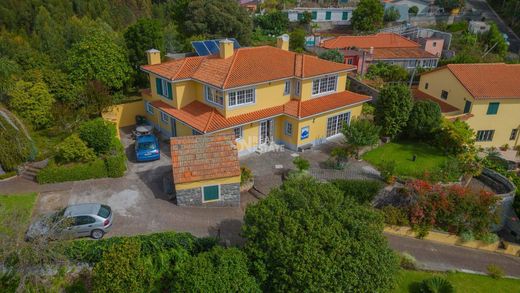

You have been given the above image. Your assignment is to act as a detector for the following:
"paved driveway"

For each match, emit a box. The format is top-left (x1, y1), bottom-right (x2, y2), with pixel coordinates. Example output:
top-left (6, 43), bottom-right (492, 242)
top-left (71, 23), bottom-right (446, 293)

top-left (33, 130), bottom-right (254, 244)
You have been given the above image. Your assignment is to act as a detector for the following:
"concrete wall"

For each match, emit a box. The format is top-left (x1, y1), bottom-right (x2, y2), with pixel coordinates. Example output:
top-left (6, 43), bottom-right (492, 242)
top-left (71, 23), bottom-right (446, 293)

top-left (348, 76), bottom-right (379, 102)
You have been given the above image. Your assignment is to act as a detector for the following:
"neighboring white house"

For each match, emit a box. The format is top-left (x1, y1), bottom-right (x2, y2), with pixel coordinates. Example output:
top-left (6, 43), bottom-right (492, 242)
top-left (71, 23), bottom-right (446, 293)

top-left (469, 21), bottom-right (491, 34)
top-left (389, 0), bottom-right (431, 14)
top-left (285, 7), bottom-right (354, 24)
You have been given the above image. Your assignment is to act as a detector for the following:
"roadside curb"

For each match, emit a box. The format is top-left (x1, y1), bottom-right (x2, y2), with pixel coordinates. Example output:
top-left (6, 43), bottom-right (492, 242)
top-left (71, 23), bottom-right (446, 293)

top-left (384, 226), bottom-right (520, 257)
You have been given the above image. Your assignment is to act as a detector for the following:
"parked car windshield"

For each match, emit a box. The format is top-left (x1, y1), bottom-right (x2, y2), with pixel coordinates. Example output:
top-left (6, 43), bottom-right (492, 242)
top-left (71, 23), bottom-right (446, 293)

top-left (98, 205), bottom-right (111, 218)
top-left (138, 142), bottom-right (156, 150)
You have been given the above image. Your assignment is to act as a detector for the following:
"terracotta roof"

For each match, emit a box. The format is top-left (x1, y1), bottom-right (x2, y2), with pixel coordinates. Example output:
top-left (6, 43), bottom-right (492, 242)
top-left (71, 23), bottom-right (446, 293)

top-left (372, 47), bottom-right (437, 60)
top-left (441, 63), bottom-right (520, 99)
top-left (141, 46), bottom-right (355, 89)
top-left (413, 89), bottom-right (460, 113)
top-left (170, 132), bottom-right (240, 184)
top-left (321, 33), bottom-right (420, 49)
top-left (151, 90), bottom-right (371, 133)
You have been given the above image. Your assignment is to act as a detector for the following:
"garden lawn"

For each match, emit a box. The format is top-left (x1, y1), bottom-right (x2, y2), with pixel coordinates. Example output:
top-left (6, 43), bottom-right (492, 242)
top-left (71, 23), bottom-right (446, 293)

top-left (394, 270), bottom-right (520, 293)
top-left (362, 141), bottom-right (449, 179)
top-left (0, 193), bottom-right (37, 238)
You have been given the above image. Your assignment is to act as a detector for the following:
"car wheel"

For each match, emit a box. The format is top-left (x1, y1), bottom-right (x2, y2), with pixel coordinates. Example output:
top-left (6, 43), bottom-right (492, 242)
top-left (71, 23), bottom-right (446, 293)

top-left (91, 229), bottom-right (104, 240)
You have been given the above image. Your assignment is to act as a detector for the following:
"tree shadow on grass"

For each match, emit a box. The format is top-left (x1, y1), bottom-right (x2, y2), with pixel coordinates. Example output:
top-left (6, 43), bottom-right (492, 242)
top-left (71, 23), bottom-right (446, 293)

top-left (408, 281), bottom-right (423, 293)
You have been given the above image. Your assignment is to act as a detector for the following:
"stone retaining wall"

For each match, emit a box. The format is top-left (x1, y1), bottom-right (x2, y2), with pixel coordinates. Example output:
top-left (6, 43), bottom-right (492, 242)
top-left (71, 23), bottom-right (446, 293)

top-left (347, 76), bottom-right (380, 102)
top-left (477, 168), bottom-right (517, 233)
top-left (175, 183), bottom-right (240, 207)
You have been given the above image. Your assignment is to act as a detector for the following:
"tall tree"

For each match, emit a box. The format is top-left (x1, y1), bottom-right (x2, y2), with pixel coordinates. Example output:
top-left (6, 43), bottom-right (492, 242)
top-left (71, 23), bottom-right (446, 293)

top-left (173, 0), bottom-right (253, 45)
top-left (7, 79), bottom-right (55, 129)
top-left (374, 84), bottom-right (413, 138)
top-left (124, 18), bottom-right (164, 88)
top-left (342, 119), bottom-right (382, 159)
top-left (65, 31), bottom-right (132, 91)
top-left (351, 0), bottom-right (384, 33)
top-left (243, 176), bottom-right (399, 292)
top-left (407, 100), bottom-right (442, 139)
top-left (33, 6), bottom-right (65, 64)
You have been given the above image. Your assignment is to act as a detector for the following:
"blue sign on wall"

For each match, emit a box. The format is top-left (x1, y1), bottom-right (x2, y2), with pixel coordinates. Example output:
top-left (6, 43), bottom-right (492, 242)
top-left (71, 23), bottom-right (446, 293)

top-left (301, 126), bottom-right (309, 140)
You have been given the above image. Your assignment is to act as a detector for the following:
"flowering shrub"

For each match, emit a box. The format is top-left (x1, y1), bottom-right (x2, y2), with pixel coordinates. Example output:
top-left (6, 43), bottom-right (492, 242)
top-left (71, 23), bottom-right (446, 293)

top-left (405, 180), bottom-right (499, 237)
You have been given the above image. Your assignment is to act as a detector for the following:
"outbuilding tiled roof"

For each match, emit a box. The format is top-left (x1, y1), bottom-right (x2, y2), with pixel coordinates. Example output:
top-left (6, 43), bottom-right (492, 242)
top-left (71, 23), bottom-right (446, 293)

top-left (372, 47), bottom-right (437, 60)
top-left (170, 132), bottom-right (240, 184)
top-left (151, 90), bottom-right (371, 133)
top-left (142, 46), bottom-right (355, 89)
top-left (413, 89), bottom-right (460, 113)
top-left (322, 33), bottom-right (420, 49)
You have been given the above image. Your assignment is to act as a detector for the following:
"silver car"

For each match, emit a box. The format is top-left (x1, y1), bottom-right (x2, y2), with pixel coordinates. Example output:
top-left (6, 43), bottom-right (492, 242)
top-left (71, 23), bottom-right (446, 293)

top-left (26, 203), bottom-right (113, 241)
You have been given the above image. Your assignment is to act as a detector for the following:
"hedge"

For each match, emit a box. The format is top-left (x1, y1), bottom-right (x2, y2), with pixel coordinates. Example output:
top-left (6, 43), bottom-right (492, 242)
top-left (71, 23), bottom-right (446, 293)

top-left (36, 159), bottom-right (108, 184)
top-left (63, 231), bottom-right (217, 264)
top-left (105, 154), bottom-right (126, 178)
top-left (330, 179), bottom-right (384, 204)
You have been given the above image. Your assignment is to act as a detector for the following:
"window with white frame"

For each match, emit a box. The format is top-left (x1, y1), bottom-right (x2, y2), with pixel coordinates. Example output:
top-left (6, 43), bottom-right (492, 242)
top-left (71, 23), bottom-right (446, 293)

top-left (145, 101), bottom-right (154, 115)
top-left (295, 80), bottom-right (301, 96)
top-left (326, 112), bottom-right (350, 137)
top-left (312, 75), bottom-right (337, 96)
top-left (233, 126), bottom-right (243, 140)
top-left (284, 80), bottom-right (291, 95)
top-left (160, 112), bottom-right (169, 123)
top-left (284, 121), bottom-right (293, 136)
top-left (476, 130), bottom-right (495, 142)
top-left (228, 88), bottom-right (255, 107)
top-left (205, 86), bottom-right (224, 106)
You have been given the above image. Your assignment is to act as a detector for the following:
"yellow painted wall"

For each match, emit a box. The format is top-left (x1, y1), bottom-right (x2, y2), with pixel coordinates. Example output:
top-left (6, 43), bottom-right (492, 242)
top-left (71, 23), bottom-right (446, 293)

top-left (174, 80), bottom-right (197, 109)
top-left (418, 68), bottom-right (473, 111)
top-left (102, 99), bottom-right (145, 129)
top-left (234, 122), bottom-right (260, 152)
top-left (175, 175), bottom-right (241, 190)
top-left (225, 79), bottom-right (292, 117)
top-left (419, 69), bottom-right (520, 148)
top-left (296, 104), bottom-right (363, 146)
top-left (300, 72), bottom-right (347, 102)
top-left (176, 120), bottom-right (194, 136)
top-left (275, 116), bottom-right (299, 148)
top-left (466, 99), bottom-right (520, 148)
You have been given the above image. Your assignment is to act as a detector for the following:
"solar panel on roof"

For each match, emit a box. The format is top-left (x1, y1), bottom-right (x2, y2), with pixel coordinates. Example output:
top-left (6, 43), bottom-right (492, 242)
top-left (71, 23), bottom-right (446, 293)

top-left (192, 41), bottom-right (210, 56)
top-left (204, 40), bottom-right (220, 54)
top-left (191, 39), bottom-right (242, 56)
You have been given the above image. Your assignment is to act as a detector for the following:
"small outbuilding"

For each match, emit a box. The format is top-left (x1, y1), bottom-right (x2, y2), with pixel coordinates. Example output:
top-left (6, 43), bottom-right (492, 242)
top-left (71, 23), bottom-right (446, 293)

top-left (170, 132), bottom-right (241, 207)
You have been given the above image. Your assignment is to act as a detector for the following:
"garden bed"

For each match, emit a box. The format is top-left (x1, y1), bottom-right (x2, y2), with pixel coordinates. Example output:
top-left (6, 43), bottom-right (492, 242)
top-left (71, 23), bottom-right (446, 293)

top-left (394, 270), bottom-right (520, 293)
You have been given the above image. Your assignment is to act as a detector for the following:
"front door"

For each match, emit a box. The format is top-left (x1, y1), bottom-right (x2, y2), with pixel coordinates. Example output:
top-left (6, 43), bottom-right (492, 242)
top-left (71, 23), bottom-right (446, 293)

top-left (259, 120), bottom-right (273, 145)
top-left (463, 100), bottom-right (472, 114)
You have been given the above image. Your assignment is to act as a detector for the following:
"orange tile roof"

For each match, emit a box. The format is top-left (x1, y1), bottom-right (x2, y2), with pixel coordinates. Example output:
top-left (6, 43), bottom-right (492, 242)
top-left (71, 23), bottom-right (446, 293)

top-left (151, 90), bottom-right (371, 133)
top-left (170, 132), bottom-right (240, 184)
top-left (413, 89), bottom-right (460, 113)
top-left (141, 46), bottom-right (355, 89)
top-left (322, 33), bottom-right (420, 49)
top-left (439, 63), bottom-right (520, 99)
top-left (372, 47), bottom-right (437, 60)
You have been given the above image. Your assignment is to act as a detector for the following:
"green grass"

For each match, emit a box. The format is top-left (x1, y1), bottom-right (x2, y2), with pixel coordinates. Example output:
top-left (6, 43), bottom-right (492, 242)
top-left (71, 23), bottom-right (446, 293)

top-left (0, 193), bottom-right (37, 238)
top-left (395, 270), bottom-right (520, 293)
top-left (362, 141), bottom-right (449, 178)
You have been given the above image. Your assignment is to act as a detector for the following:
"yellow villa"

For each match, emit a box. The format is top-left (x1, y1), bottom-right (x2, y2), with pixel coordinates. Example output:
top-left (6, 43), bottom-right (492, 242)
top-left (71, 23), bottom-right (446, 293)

top-left (415, 63), bottom-right (520, 149)
top-left (139, 36), bottom-right (371, 156)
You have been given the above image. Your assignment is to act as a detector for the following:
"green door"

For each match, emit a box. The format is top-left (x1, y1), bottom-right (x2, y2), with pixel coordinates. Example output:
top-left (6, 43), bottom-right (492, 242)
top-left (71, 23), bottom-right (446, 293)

top-left (312, 11), bottom-right (317, 20)
top-left (342, 11), bottom-right (348, 20)
top-left (326, 11), bottom-right (332, 20)
top-left (203, 185), bottom-right (220, 202)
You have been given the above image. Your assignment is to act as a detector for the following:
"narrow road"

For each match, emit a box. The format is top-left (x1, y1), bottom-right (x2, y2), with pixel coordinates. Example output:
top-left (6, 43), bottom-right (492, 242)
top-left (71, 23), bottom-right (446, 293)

top-left (386, 233), bottom-right (520, 277)
top-left (466, 0), bottom-right (520, 53)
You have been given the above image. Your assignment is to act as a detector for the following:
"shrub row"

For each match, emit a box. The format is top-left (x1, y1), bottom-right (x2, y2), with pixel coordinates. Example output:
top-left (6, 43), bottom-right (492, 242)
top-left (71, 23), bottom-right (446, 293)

top-left (330, 179), bottom-right (384, 204)
top-left (37, 136), bottom-right (127, 184)
top-left (36, 159), bottom-right (108, 184)
top-left (64, 231), bottom-right (217, 264)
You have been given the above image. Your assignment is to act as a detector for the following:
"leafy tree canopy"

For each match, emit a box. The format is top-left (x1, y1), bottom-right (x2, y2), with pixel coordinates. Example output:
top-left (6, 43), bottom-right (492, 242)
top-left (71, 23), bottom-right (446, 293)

top-left (242, 176), bottom-right (399, 292)
top-left (254, 11), bottom-right (289, 36)
top-left (7, 79), bottom-right (55, 129)
top-left (66, 31), bottom-right (131, 91)
top-left (289, 29), bottom-right (306, 52)
top-left (374, 84), bottom-right (413, 138)
top-left (351, 0), bottom-right (384, 33)
top-left (173, 247), bottom-right (261, 292)
top-left (173, 0), bottom-right (253, 45)
top-left (342, 119), bottom-right (382, 158)
top-left (407, 100), bottom-right (442, 139)
top-left (318, 49), bottom-right (344, 63)
top-left (384, 6), bottom-right (401, 22)
top-left (366, 62), bottom-right (409, 82)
